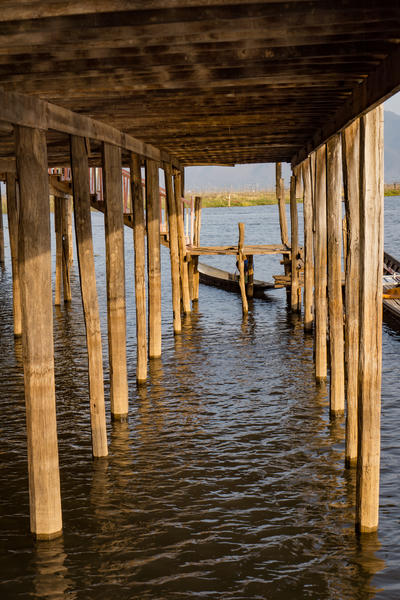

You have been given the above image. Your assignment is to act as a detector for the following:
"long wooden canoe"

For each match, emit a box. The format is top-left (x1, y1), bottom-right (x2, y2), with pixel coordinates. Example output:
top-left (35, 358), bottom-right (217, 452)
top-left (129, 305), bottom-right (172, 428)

top-left (383, 251), bottom-right (400, 321)
top-left (198, 262), bottom-right (275, 298)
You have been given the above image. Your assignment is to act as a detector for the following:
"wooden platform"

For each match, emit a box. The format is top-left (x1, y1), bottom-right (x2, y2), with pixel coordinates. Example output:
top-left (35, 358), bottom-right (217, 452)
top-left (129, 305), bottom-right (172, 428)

top-left (186, 244), bottom-right (290, 256)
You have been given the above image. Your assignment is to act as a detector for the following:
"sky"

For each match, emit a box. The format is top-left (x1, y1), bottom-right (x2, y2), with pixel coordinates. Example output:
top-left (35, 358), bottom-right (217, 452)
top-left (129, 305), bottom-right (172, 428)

top-left (384, 91), bottom-right (400, 115)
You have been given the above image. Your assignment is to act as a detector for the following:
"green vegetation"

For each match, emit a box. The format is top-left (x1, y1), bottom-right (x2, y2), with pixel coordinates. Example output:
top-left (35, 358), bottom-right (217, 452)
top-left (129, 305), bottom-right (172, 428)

top-left (195, 190), bottom-right (289, 208)
top-left (384, 185), bottom-right (400, 196)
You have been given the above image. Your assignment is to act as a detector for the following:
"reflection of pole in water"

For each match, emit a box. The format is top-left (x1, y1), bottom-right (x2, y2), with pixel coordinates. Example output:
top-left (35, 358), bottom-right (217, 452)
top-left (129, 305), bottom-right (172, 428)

top-left (34, 538), bottom-right (73, 600)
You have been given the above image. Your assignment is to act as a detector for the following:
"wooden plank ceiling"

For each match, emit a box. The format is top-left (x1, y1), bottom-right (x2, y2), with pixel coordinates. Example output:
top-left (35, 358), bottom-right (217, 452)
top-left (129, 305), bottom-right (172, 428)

top-left (0, 0), bottom-right (399, 166)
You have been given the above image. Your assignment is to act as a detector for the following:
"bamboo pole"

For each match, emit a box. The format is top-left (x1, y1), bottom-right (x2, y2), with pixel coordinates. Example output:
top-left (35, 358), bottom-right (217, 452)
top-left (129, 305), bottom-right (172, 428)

top-left (174, 170), bottom-right (191, 314)
top-left (237, 222), bottom-right (248, 315)
top-left (6, 173), bottom-right (22, 336)
top-left (356, 105), bottom-right (383, 533)
top-left (146, 158), bottom-right (162, 358)
top-left (15, 125), bottom-right (62, 539)
top-left (70, 135), bottom-right (108, 456)
top-left (54, 196), bottom-right (63, 306)
top-left (164, 161), bottom-right (181, 334)
top-left (130, 153), bottom-right (148, 382)
top-left (290, 175), bottom-right (300, 312)
top-left (302, 158), bottom-right (314, 331)
top-left (342, 119), bottom-right (360, 467)
top-left (326, 134), bottom-right (345, 416)
top-left (314, 144), bottom-right (328, 382)
top-left (102, 142), bottom-right (129, 418)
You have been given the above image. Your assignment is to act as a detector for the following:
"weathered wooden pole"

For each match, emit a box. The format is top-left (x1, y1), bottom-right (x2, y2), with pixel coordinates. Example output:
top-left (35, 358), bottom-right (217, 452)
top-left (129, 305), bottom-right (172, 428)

top-left (314, 145), bottom-right (328, 381)
top-left (54, 196), bottom-right (63, 306)
top-left (6, 173), bottom-right (22, 336)
top-left (61, 197), bottom-right (72, 302)
top-left (130, 153), bottom-right (148, 382)
top-left (326, 134), bottom-right (345, 416)
top-left (290, 175), bottom-right (300, 312)
top-left (164, 161), bottom-right (181, 334)
top-left (70, 135), bottom-right (108, 456)
top-left (237, 222), bottom-right (248, 314)
top-left (174, 170), bottom-right (191, 314)
top-left (102, 142), bottom-right (129, 418)
top-left (276, 162), bottom-right (289, 247)
top-left (16, 125), bottom-right (62, 539)
top-left (146, 158), bottom-right (162, 358)
top-left (0, 184), bottom-right (4, 267)
top-left (192, 196), bottom-right (202, 302)
top-left (356, 105), bottom-right (383, 533)
top-left (246, 255), bottom-right (254, 298)
top-left (342, 119), bottom-right (360, 467)
top-left (302, 158), bottom-right (314, 331)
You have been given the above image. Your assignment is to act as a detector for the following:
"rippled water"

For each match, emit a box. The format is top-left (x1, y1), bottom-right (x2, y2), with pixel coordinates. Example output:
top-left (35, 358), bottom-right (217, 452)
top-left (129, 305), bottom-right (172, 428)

top-left (0, 199), bottom-right (400, 599)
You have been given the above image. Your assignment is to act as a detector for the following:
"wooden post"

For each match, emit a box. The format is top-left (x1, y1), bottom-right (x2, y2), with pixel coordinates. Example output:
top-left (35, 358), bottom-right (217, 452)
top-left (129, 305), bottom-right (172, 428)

top-left (174, 170), bottom-right (191, 314)
top-left (146, 158), bottom-right (162, 358)
top-left (6, 173), bottom-right (22, 336)
top-left (61, 198), bottom-right (72, 302)
top-left (237, 222), bottom-right (248, 314)
top-left (164, 162), bottom-right (181, 334)
top-left (15, 125), bottom-right (62, 539)
top-left (356, 105), bottom-right (383, 533)
top-left (302, 158), bottom-right (314, 331)
top-left (314, 144), bottom-right (328, 381)
top-left (276, 163), bottom-right (289, 247)
top-left (0, 184), bottom-right (4, 267)
top-left (130, 153), bottom-right (148, 382)
top-left (290, 175), bottom-right (300, 312)
top-left (54, 196), bottom-right (63, 306)
top-left (342, 119), bottom-right (360, 467)
top-left (103, 142), bottom-right (129, 418)
top-left (192, 196), bottom-right (202, 302)
top-left (246, 255), bottom-right (254, 298)
top-left (326, 134), bottom-right (345, 416)
top-left (70, 135), bottom-right (108, 456)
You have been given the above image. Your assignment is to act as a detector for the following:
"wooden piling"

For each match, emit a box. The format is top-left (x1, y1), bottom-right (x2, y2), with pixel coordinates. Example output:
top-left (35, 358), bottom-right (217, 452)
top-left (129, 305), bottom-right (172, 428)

top-left (174, 170), bottom-right (191, 314)
top-left (130, 153), bottom-right (148, 382)
top-left (15, 125), bottom-right (62, 539)
top-left (356, 106), bottom-right (383, 533)
top-left (302, 158), bottom-right (314, 331)
top-left (102, 142), bottom-right (129, 418)
top-left (146, 158), bottom-right (162, 358)
top-left (237, 222), bottom-right (248, 315)
top-left (192, 196), bottom-right (202, 302)
top-left (290, 175), bottom-right (300, 312)
top-left (164, 161), bottom-right (181, 334)
top-left (6, 173), bottom-right (22, 336)
top-left (0, 185), bottom-right (4, 267)
top-left (70, 135), bottom-right (108, 457)
top-left (54, 196), bottom-right (63, 306)
top-left (326, 134), bottom-right (345, 416)
top-left (276, 163), bottom-right (289, 247)
top-left (61, 197), bottom-right (72, 302)
top-left (246, 255), bottom-right (254, 298)
top-left (314, 145), bottom-right (328, 381)
top-left (342, 120), bottom-right (360, 467)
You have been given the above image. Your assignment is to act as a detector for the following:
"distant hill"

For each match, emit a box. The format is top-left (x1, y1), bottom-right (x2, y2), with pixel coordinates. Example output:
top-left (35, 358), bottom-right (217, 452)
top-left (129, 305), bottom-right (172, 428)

top-left (185, 110), bottom-right (400, 192)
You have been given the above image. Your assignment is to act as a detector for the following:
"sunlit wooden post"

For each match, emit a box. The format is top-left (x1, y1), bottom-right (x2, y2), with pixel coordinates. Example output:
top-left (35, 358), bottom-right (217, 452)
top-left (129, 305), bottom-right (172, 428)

top-left (6, 173), bottom-right (22, 336)
top-left (192, 195), bottom-right (202, 301)
top-left (70, 135), bottom-right (108, 456)
top-left (290, 174), bottom-right (300, 312)
top-left (146, 158), bottom-right (162, 358)
top-left (342, 119), bottom-right (360, 467)
top-left (164, 161), bottom-right (181, 334)
top-left (326, 133), bottom-right (345, 416)
top-left (302, 158), bottom-right (314, 331)
top-left (0, 183), bottom-right (4, 267)
top-left (130, 153), bottom-right (148, 382)
top-left (103, 142), bottom-right (129, 418)
top-left (314, 145), bottom-right (328, 381)
top-left (276, 162), bottom-right (289, 246)
top-left (16, 125), bottom-right (62, 539)
top-left (174, 169), bottom-right (191, 314)
top-left (356, 105), bottom-right (383, 533)
top-left (237, 222), bottom-right (248, 314)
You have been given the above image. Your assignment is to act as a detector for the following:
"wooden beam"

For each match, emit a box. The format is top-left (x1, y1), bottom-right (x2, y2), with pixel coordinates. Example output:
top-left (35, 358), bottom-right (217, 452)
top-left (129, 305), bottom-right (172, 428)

top-left (164, 161), bottom-right (182, 334)
top-left (103, 142), bottom-right (129, 418)
top-left (146, 158), bottom-right (162, 358)
top-left (356, 105), bottom-right (383, 534)
top-left (292, 45), bottom-right (400, 166)
top-left (302, 157), bottom-right (313, 331)
top-left (6, 173), bottom-right (21, 335)
top-left (130, 152), bottom-right (147, 383)
top-left (70, 134), bottom-right (108, 457)
top-left (15, 125), bottom-right (62, 539)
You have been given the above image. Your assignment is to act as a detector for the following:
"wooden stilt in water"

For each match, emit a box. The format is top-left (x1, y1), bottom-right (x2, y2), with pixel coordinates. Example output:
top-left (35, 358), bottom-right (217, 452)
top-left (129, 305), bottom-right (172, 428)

top-left (237, 222), bottom-right (248, 315)
top-left (6, 173), bottom-right (22, 336)
top-left (314, 145), bottom-right (328, 381)
top-left (276, 163), bottom-right (289, 247)
top-left (326, 134), bottom-right (345, 416)
top-left (342, 119), bottom-right (360, 467)
top-left (290, 175), bottom-right (300, 312)
top-left (61, 197), bottom-right (72, 302)
top-left (192, 196), bottom-right (202, 302)
top-left (130, 153), bottom-right (148, 382)
top-left (54, 196), bottom-right (63, 306)
top-left (146, 158), bottom-right (162, 358)
top-left (356, 106), bottom-right (383, 533)
top-left (102, 142), bottom-right (129, 418)
top-left (174, 170), bottom-right (191, 314)
top-left (16, 125), bottom-right (62, 539)
top-left (0, 185), bottom-right (4, 267)
top-left (302, 158), bottom-right (314, 331)
top-left (70, 135), bottom-right (108, 457)
top-left (246, 255), bottom-right (254, 298)
top-left (164, 161), bottom-right (181, 334)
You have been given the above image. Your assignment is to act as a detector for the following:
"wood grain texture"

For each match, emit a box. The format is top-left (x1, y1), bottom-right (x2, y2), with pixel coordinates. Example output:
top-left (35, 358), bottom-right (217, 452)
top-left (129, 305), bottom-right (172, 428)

top-left (54, 196), bottom-right (63, 306)
top-left (6, 173), bottom-right (22, 335)
top-left (146, 159), bottom-right (162, 358)
top-left (302, 158), bottom-right (313, 331)
top-left (164, 162), bottom-right (182, 333)
top-left (290, 175), bottom-right (300, 312)
top-left (174, 170), bottom-right (191, 314)
top-left (314, 144), bottom-right (327, 381)
top-left (15, 125), bottom-right (62, 539)
top-left (237, 222), bottom-right (248, 315)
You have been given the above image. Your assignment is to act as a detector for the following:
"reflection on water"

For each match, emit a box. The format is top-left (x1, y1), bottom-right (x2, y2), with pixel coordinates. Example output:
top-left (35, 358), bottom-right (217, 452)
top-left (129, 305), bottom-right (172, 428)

top-left (0, 202), bottom-right (400, 599)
